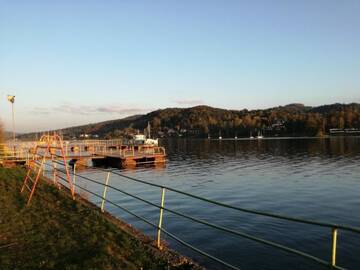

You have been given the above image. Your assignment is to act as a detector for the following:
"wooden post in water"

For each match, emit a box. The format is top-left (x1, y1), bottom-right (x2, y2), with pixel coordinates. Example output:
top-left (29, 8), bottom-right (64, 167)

top-left (157, 187), bottom-right (166, 249)
top-left (101, 172), bottom-right (111, 212)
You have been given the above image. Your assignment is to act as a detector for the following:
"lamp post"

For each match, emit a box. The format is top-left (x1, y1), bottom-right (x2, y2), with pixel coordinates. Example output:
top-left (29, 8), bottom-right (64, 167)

top-left (7, 95), bottom-right (16, 153)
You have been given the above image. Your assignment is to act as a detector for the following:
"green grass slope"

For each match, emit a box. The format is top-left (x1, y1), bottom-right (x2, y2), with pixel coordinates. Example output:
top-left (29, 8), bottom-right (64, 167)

top-left (0, 167), bottom-right (200, 270)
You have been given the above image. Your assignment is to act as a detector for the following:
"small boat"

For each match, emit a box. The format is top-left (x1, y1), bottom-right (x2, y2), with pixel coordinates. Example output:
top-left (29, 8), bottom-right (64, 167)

top-left (133, 122), bottom-right (159, 146)
top-left (133, 134), bottom-right (159, 146)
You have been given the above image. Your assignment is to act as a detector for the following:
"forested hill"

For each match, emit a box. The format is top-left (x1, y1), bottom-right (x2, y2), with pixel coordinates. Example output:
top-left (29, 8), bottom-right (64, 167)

top-left (23, 103), bottom-right (360, 139)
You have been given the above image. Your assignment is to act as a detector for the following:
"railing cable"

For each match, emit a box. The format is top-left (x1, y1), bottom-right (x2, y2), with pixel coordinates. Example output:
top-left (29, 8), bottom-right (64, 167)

top-left (55, 174), bottom-right (241, 270)
top-left (53, 167), bottom-right (345, 270)
top-left (35, 158), bottom-right (360, 270)
top-left (48, 158), bottom-right (360, 234)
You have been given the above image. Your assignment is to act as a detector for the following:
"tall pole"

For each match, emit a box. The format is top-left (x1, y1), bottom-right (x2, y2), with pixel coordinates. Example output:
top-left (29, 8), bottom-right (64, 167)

top-left (7, 95), bottom-right (16, 155)
top-left (11, 102), bottom-right (15, 143)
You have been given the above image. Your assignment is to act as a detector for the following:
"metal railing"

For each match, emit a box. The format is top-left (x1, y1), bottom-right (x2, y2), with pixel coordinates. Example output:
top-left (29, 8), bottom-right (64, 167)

top-left (40, 160), bottom-right (359, 270)
top-left (0, 147), bottom-right (32, 162)
top-left (94, 146), bottom-right (166, 158)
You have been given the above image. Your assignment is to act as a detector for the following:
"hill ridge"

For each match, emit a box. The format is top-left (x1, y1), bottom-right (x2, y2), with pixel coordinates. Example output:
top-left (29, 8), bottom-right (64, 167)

top-left (21, 102), bottom-right (360, 139)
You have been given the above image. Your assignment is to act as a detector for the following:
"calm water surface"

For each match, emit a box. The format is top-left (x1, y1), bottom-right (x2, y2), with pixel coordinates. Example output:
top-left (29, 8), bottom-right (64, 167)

top-left (76, 137), bottom-right (360, 270)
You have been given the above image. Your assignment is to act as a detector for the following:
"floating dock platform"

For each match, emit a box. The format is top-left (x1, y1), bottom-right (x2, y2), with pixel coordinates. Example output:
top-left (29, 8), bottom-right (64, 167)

top-left (1, 140), bottom-right (166, 169)
top-left (74, 145), bottom-right (166, 168)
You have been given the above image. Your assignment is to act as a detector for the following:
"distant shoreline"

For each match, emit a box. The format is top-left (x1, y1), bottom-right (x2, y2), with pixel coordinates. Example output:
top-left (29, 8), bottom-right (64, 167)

top-left (162, 135), bottom-right (360, 141)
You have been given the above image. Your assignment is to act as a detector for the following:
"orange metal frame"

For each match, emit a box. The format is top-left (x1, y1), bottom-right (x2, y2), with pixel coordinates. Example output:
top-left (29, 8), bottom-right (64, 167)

top-left (21, 133), bottom-right (75, 205)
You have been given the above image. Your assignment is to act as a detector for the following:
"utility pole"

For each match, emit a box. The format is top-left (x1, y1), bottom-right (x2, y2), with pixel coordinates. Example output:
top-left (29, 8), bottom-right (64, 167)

top-left (7, 95), bottom-right (16, 155)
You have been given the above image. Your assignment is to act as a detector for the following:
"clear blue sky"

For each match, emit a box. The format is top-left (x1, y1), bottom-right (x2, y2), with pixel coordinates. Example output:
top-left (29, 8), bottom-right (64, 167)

top-left (0, 0), bottom-right (359, 132)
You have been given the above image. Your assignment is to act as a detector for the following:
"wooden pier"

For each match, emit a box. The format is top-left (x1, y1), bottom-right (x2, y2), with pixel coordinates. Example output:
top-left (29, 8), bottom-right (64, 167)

top-left (1, 139), bottom-right (166, 169)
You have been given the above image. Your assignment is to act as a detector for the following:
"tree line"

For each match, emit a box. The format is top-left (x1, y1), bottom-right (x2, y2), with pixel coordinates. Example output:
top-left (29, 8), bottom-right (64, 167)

top-left (19, 103), bottom-right (360, 139)
top-left (135, 103), bottom-right (359, 138)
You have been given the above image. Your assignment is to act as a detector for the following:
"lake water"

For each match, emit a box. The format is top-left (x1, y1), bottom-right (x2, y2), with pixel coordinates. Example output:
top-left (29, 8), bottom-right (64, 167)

top-left (74, 137), bottom-right (360, 270)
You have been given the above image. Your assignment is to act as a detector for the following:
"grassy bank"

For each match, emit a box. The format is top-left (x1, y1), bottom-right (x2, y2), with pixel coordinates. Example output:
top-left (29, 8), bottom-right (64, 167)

top-left (0, 167), bottom-right (201, 270)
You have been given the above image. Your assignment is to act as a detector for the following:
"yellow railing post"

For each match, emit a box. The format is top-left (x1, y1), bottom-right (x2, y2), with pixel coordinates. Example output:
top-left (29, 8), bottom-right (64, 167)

top-left (101, 172), bottom-right (111, 212)
top-left (53, 161), bottom-right (57, 184)
top-left (331, 227), bottom-right (338, 267)
top-left (157, 187), bottom-right (166, 249)
top-left (73, 163), bottom-right (77, 193)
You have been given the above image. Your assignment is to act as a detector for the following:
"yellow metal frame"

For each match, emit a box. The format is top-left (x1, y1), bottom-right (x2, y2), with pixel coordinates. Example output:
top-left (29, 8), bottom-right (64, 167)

top-left (157, 187), bottom-right (166, 249)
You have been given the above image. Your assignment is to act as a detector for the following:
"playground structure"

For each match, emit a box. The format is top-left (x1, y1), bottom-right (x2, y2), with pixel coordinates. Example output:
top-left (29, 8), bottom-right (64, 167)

top-left (21, 134), bottom-right (74, 205)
